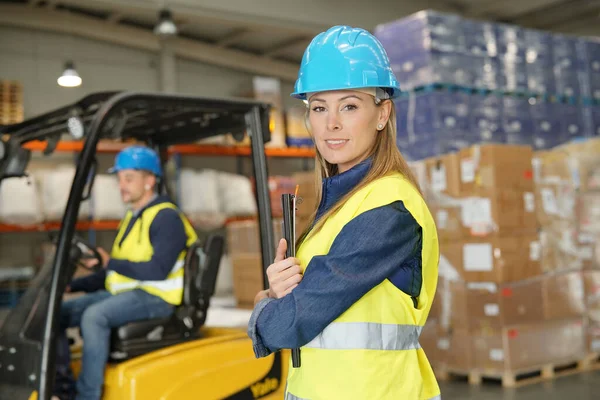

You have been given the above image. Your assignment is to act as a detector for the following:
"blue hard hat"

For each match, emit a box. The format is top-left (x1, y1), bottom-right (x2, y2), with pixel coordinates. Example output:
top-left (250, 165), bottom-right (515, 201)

top-left (108, 145), bottom-right (162, 177)
top-left (291, 25), bottom-right (402, 100)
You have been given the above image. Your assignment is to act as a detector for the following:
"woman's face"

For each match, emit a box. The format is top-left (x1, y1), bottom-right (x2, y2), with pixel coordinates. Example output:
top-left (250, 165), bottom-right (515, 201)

top-left (308, 90), bottom-right (390, 173)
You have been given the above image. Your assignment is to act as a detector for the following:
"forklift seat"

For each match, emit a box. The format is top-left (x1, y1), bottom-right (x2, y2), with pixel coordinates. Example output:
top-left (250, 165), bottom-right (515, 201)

top-left (109, 234), bottom-right (224, 361)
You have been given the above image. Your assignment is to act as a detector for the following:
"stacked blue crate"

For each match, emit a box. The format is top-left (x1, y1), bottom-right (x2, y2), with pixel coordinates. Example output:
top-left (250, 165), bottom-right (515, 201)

top-left (495, 24), bottom-right (529, 93)
top-left (580, 38), bottom-right (600, 102)
top-left (530, 99), bottom-right (562, 150)
top-left (553, 34), bottom-right (589, 99)
top-left (525, 29), bottom-right (555, 95)
top-left (502, 97), bottom-right (533, 146)
top-left (377, 10), bottom-right (599, 160)
top-left (469, 93), bottom-right (505, 144)
top-left (395, 90), bottom-right (471, 160)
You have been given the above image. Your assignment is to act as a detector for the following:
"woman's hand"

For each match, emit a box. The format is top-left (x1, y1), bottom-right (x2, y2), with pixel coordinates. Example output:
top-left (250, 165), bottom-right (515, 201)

top-left (267, 239), bottom-right (303, 299)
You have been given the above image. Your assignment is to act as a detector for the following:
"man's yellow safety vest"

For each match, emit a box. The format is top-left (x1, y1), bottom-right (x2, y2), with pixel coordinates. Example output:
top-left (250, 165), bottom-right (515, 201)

top-left (105, 202), bottom-right (198, 305)
top-left (285, 172), bottom-right (441, 400)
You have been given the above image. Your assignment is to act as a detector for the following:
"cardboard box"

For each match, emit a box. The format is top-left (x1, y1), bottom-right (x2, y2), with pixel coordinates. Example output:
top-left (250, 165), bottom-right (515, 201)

top-left (425, 153), bottom-right (461, 198)
top-left (447, 328), bottom-right (474, 370)
top-left (460, 189), bottom-right (537, 237)
top-left (584, 270), bottom-right (600, 324)
top-left (445, 236), bottom-right (542, 283)
top-left (578, 192), bottom-right (600, 236)
top-left (231, 253), bottom-right (264, 308)
top-left (226, 219), bottom-right (284, 256)
top-left (473, 319), bottom-right (586, 372)
top-left (539, 224), bottom-right (595, 272)
top-left (587, 321), bottom-right (600, 354)
top-left (465, 279), bottom-right (544, 331)
top-left (533, 138), bottom-right (600, 192)
top-left (542, 271), bottom-right (585, 321)
top-left (458, 144), bottom-right (534, 194)
top-left (432, 204), bottom-right (463, 242)
top-left (534, 183), bottom-right (577, 228)
top-left (266, 176), bottom-right (297, 218)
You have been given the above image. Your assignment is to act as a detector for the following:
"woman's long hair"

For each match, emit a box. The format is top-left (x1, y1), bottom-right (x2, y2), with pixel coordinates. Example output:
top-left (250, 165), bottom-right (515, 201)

top-left (296, 98), bottom-right (422, 248)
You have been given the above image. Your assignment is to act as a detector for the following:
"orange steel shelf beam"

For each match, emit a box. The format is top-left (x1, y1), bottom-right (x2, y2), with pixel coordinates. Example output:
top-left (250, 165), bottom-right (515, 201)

top-left (23, 140), bottom-right (315, 158)
top-left (0, 216), bottom-right (257, 233)
top-left (0, 220), bottom-right (121, 233)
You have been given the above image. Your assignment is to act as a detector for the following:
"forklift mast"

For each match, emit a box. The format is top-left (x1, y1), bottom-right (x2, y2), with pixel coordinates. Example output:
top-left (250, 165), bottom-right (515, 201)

top-left (0, 92), bottom-right (276, 400)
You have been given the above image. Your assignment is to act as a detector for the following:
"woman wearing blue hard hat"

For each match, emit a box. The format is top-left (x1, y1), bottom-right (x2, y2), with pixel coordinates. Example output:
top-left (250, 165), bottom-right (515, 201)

top-left (248, 26), bottom-right (441, 399)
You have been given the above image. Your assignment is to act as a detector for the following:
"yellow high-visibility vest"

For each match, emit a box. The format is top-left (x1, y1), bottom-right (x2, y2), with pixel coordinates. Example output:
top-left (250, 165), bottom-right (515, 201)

top-left (105, 202), bottom-right (198, 305)
top-left (286, 173), bottom-right (441, 400)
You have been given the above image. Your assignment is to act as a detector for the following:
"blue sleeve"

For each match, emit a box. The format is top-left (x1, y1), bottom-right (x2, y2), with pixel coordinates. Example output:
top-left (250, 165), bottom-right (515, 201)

top-left (248, 200), bottom-right (423, 357)
top-left (69, 269), bottom-right (107, 293)
top-left (107, 208), bottom-right (188, 281)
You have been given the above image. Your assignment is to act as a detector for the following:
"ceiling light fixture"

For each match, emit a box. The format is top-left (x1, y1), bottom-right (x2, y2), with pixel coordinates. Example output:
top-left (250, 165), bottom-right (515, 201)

top-left (57, 61), bottom-right (82, 88)
top-left (154, 8), bottom-right (178, 37)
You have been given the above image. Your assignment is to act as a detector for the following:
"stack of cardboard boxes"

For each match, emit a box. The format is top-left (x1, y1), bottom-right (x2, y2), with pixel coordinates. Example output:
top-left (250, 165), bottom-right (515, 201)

top-left (418, 141), bottom-right (599, 376)
top-left (532, 138), bottom-right (600, 356)
top-left (227, 171), bottom-right (318, 308)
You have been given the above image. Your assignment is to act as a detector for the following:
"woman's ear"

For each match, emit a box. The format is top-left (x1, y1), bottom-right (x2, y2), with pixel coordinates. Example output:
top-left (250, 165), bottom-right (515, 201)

top-left (377, 100), bottom-right (392, 129)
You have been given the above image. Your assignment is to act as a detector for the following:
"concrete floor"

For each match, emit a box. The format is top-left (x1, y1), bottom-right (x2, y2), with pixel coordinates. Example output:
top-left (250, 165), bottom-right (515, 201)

top-left (439, 370), bottom-right (600, 399)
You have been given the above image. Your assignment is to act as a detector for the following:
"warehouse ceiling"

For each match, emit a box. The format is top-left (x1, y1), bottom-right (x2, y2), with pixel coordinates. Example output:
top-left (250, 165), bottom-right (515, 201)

top-left (0, 0), bottom-right (599, 80)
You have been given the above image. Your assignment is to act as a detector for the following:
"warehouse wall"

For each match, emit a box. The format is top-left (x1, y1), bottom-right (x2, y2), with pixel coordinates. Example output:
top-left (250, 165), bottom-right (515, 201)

top-left (0, 26), bottom-right (297, 119)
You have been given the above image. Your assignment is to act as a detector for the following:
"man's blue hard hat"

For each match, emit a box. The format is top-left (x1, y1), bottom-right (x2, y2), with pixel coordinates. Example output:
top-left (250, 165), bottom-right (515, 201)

top-left (291, 25), bottom-right (402, 100)
top-left (108, 145), bottom-right (162, 177)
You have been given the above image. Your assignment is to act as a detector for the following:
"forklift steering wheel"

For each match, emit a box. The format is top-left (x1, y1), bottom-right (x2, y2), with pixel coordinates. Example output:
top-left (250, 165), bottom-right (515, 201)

top-left (71, 235), bottom-right (104, 272)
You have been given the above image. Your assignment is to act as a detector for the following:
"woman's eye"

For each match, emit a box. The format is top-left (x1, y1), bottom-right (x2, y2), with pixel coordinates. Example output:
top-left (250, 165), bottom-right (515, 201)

top-left (343, 104), bottom-right (358, 111)
top-left (312, 106), bottom-right (325, 112)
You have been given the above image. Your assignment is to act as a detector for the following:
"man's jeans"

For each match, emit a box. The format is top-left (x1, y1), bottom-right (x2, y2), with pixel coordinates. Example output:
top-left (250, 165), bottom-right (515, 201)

top-left (54, 289), bottom-right (174, 400)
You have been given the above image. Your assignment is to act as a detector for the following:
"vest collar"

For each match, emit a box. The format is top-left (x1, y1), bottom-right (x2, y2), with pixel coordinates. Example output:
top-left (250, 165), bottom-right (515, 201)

top-left (316, 157), bottom-right (372, 220)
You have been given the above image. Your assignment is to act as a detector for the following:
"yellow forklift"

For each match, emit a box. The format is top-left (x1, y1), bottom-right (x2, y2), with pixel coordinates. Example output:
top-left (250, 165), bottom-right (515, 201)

top-left (0, 92), bottom-right (290, 399)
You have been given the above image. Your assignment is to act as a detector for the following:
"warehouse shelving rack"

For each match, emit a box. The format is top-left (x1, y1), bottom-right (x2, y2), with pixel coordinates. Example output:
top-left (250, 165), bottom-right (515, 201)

top-left (0, 139), bottom-right (315, 233)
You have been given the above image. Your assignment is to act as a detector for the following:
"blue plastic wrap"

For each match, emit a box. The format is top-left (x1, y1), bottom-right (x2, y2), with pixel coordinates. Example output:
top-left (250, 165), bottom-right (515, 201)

top-left (497, 55), bottom-right (528, 92)
top-left (530, 100), bottom-right (562, 149)
top-left (495, 23), bottom-right (526, 58)
top-left (389, 49), bottom-right (473, 89)
top-left (469, 94), bottom-right (505, 143)
top-left (502, 97), bottom-right (533, 146)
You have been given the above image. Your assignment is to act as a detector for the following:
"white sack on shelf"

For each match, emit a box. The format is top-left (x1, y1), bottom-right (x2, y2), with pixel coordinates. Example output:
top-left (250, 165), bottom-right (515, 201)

top-left (91, 174), bottom-right (126, 220)
top-left (0, 175), bottom-right (45, 225)
top-left (39, 166), bottom-right (90, 221)
top-left (179, 169), bottom-right (225, 229)
top-left (217, 172), bottom-right (257, 216)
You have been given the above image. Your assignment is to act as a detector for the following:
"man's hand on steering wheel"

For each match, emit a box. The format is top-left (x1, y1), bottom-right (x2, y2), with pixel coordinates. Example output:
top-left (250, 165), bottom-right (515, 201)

top-left (71, 235), bottom-right (109, 272)
top-left (81, 247), bottom-right (110, 269)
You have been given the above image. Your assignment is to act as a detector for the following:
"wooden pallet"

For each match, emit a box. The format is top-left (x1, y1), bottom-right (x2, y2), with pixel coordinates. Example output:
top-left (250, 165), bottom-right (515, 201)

top-left (435, 356), bottom-right (598, 388)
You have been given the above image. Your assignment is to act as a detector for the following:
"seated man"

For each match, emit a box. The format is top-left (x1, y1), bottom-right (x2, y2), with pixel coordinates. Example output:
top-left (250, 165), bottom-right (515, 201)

top-left (53, 146), bottom-right (198, 400)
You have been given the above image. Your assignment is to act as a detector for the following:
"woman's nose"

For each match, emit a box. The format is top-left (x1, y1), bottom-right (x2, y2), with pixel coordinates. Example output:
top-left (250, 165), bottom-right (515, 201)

top-left (326, 112), bottom-right (341, 131)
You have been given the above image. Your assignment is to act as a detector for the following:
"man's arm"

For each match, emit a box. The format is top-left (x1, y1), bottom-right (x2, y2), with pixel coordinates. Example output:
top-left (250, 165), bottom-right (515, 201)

top-left (69, 269), bottom-right (107, 293)
top-left (107, 208), bottom-right (188, 281)
top-left (247, 200), bottom-right (423, 357)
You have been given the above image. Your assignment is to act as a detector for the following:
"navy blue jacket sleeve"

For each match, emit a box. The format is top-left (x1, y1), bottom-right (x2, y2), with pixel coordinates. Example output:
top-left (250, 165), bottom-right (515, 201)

top-left (248, 200), bottom-right (423, 357)
top-left (69, 269), bottom-right (107, 293)
top-left (107, 208), bottom-right (188, 281)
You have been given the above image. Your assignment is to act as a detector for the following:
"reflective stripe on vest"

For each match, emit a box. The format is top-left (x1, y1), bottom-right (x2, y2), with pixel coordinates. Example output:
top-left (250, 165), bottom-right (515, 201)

top-left (106, 259), bottom-right (184, 293)
top-left (286, 392), bottom-right (441, 400)
top-left (303, 322), bottom-right (422, 351)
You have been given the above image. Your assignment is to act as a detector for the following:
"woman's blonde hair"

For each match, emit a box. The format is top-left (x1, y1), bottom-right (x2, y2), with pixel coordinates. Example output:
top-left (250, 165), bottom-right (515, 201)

top-left (296, 97), bottom-right (422, 248)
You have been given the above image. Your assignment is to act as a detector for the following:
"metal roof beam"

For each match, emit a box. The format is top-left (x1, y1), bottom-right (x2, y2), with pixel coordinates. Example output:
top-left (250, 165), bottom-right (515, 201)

top-left (0, 4), bottom-right (298, 81)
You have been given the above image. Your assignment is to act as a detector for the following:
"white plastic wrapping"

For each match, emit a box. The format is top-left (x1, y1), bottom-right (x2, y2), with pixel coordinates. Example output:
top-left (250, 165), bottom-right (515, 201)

top-left (39, 166), bottom-right (90, 221)
top-left (179, 169), bottom-right (225, 229)
top-left (91, 174), bottom-right (126, 220)
top-left (0, 175), bottom-right (45, 225)
top-left (217, 172), bottom-right (257, 216)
